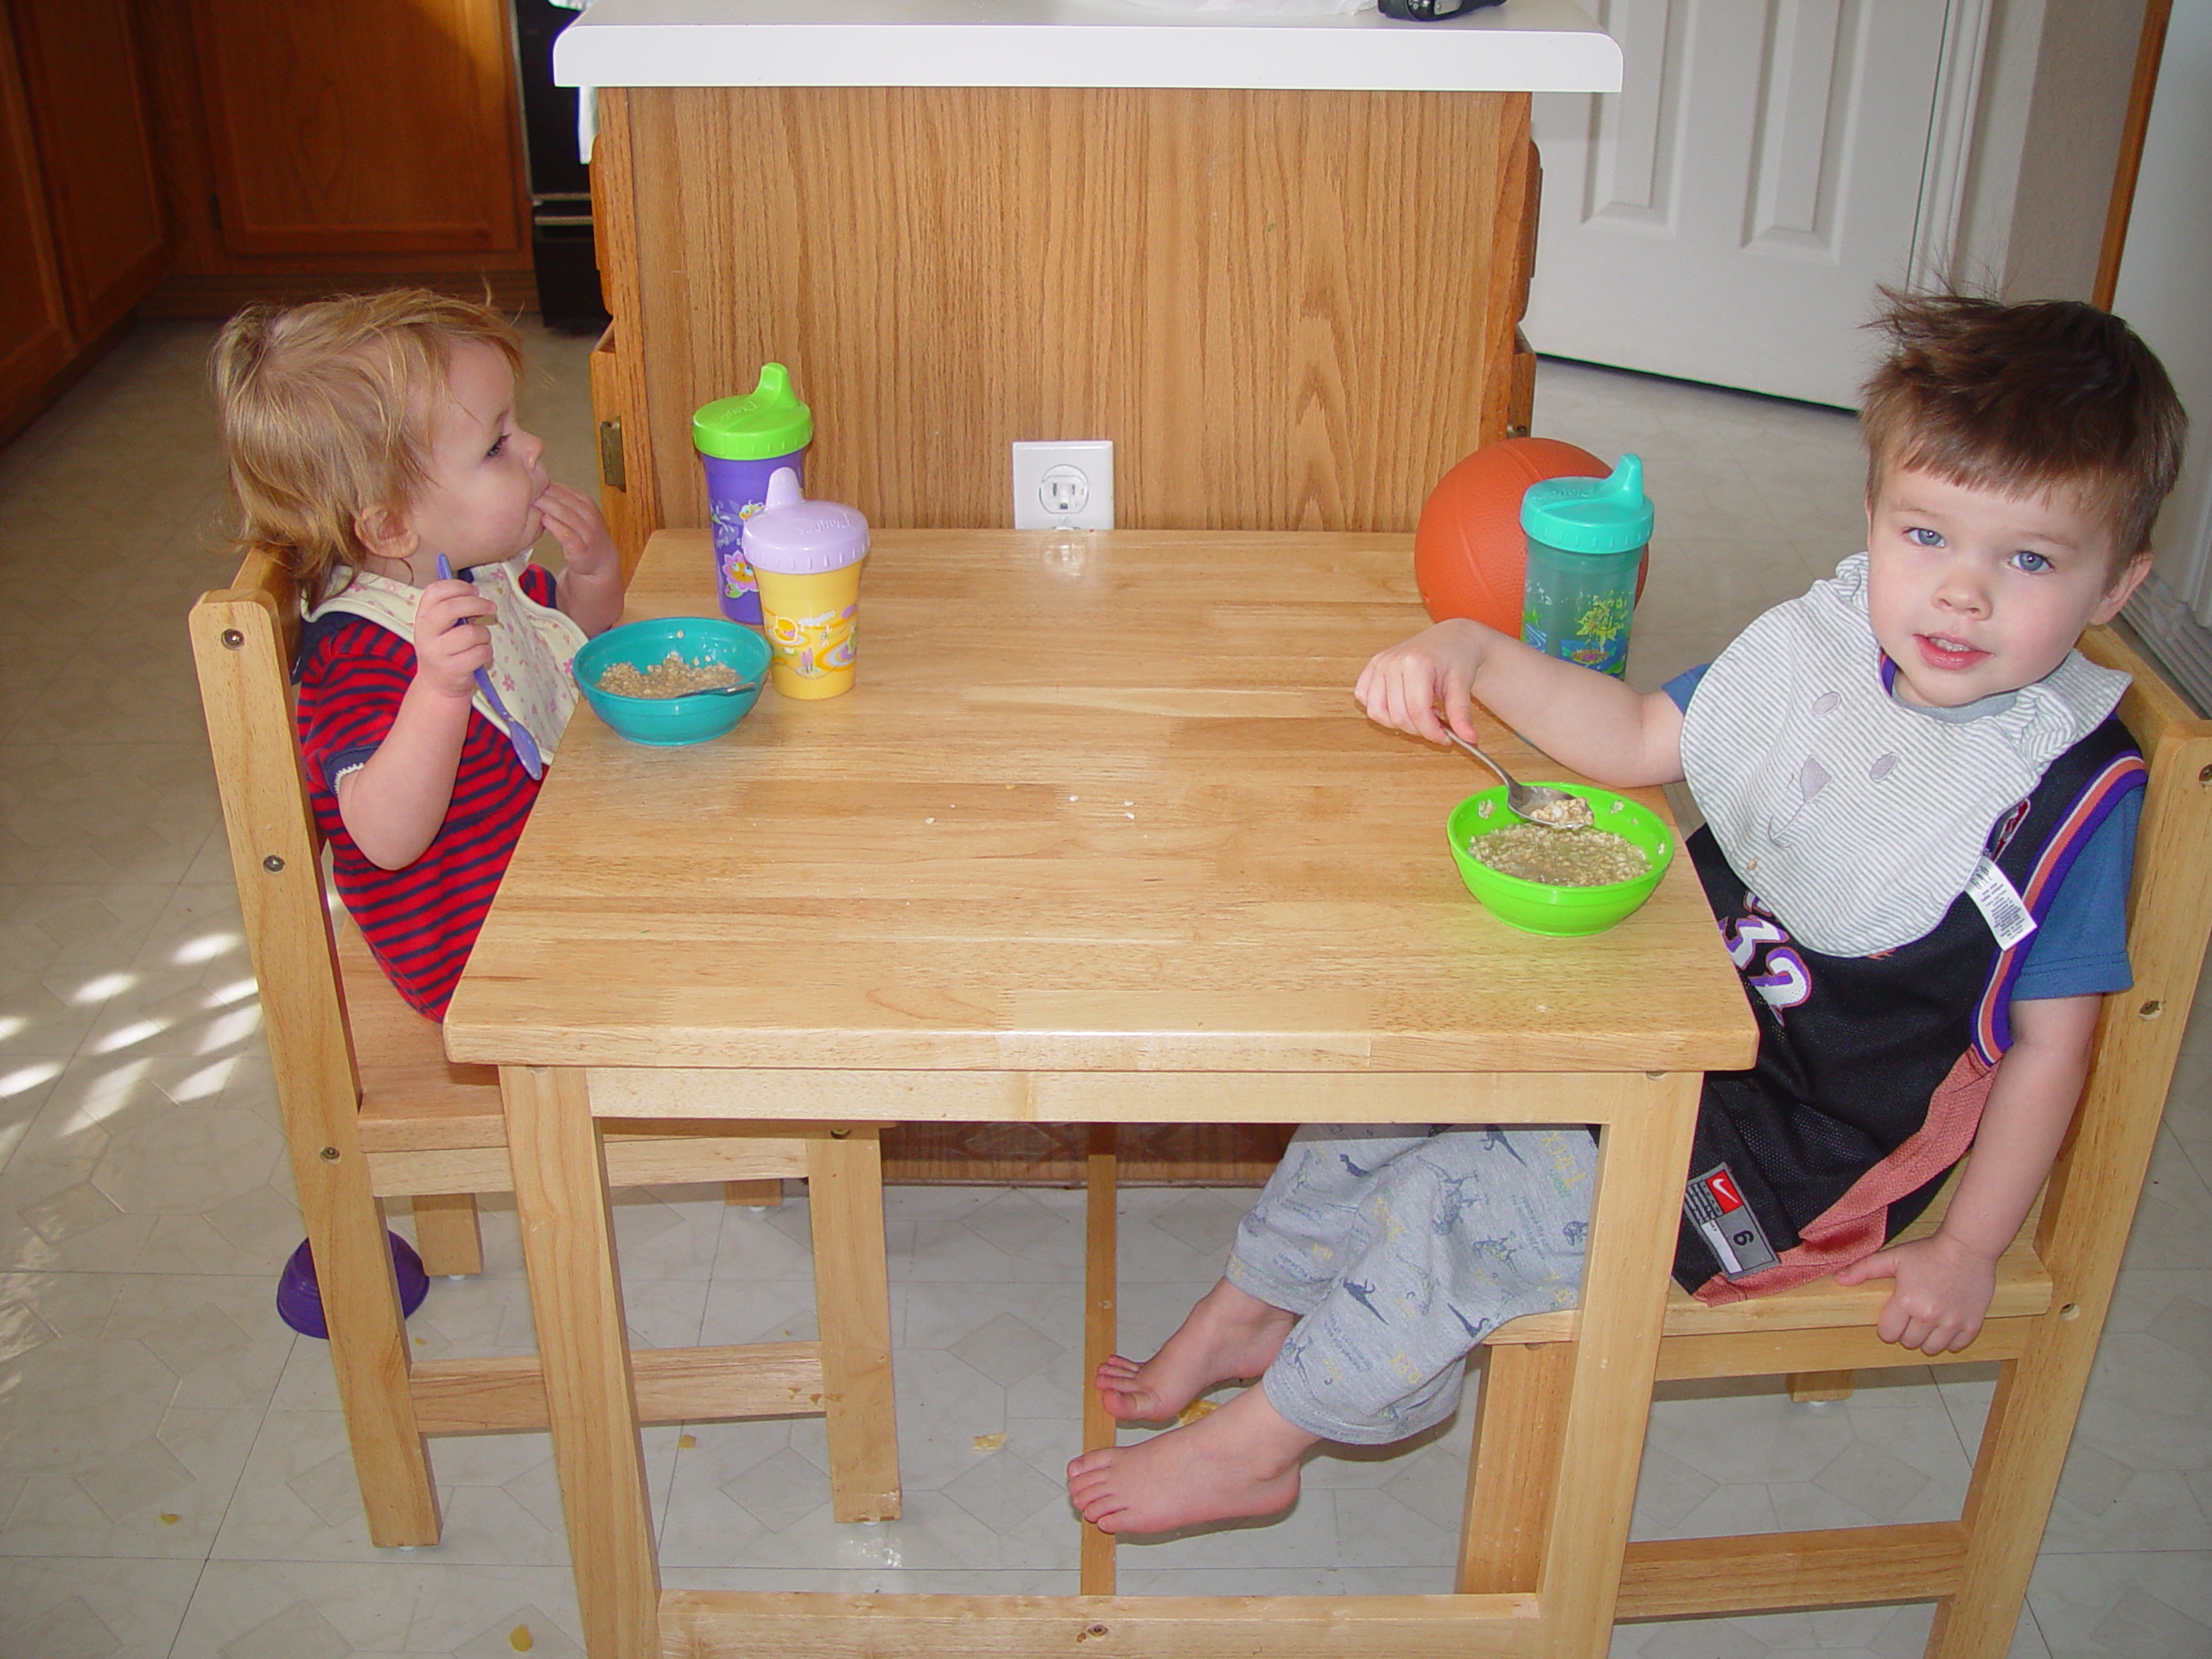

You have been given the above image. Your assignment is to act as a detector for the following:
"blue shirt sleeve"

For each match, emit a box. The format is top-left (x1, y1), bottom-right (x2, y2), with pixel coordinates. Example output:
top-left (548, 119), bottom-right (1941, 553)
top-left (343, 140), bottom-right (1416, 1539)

top-left (2012, 787), bottom-right (2139, 1001)
top-left (1664, 664), bottom-right (1708, 710)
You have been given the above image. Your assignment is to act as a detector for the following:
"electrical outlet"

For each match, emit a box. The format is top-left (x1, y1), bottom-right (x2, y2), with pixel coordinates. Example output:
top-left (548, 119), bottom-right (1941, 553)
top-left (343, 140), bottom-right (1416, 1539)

top-left (1012, 441), bottom-right (1114, 531)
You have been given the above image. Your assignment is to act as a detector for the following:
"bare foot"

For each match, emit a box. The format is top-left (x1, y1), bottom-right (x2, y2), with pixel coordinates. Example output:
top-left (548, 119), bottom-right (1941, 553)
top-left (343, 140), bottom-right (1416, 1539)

top-left (1068, 1381), bottom-right (1315, 1534)
top-left (1096, 1277), bottom-right (1297, 1424)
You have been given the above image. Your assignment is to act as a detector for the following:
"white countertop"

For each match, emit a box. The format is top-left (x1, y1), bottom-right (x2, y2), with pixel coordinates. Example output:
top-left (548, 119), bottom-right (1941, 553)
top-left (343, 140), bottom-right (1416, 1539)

top-left (553, 0), bottom-right (1621, 93)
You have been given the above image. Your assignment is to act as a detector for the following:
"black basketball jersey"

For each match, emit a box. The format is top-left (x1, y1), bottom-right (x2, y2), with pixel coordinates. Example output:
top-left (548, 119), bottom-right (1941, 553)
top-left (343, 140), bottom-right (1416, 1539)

top-left (1674, 715), bottom-right (2145, 1300)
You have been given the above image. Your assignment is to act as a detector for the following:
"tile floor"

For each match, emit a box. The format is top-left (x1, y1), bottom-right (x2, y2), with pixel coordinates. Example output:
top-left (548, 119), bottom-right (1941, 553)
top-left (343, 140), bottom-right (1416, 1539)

top-left (1, 322), bottom-right (2208, 1658)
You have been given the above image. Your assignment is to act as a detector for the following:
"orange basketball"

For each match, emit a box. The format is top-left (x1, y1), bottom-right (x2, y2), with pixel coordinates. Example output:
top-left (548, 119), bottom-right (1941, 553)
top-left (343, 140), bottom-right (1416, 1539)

top-left (1416, 437), bottom-right (1640, 632)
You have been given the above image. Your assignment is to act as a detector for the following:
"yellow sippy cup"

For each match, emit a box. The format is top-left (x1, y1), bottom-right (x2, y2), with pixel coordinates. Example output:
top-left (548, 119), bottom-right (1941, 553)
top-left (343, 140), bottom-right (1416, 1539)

top-left (741, 467), bottom-right (868, 700)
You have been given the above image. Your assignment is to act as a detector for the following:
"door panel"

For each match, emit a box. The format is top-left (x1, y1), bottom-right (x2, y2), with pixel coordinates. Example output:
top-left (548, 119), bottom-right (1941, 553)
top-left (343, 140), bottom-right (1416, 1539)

top-left (188, 0), bottom-right (523, 257)
top-left (8, 0), bottom-right (168, 338)
top-left (1527, 0), bottom-right (1947, 409)
top-left (0, 18), bottom-right (71, 415)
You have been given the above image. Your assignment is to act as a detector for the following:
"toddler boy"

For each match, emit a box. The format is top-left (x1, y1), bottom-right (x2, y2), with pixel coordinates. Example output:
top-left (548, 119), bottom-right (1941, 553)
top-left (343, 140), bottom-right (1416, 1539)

top-left (1069, 292), bottom-right (2186, 1536)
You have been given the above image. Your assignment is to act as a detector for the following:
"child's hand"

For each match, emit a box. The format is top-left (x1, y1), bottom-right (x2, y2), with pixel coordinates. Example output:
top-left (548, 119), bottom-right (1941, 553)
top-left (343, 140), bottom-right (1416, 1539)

top-left (412, 578), bottom-right (496, 702)
top-left (1833, 1231), bottom-right (1998, 1354)
top-left (1353, 619), bottom-right (1493, 746)
top-left (536, 480), bottom-right (620, 581)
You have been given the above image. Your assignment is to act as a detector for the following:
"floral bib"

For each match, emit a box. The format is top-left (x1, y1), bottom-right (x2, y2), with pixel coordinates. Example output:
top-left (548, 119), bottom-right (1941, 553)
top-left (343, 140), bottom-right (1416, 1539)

top-left (307, 556), bottom-right (587, 761)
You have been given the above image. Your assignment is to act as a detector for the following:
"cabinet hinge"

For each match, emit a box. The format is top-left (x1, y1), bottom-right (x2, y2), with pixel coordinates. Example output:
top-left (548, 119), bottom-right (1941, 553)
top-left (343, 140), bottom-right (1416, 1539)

top-left (597, 419), bottom-right (626, 493)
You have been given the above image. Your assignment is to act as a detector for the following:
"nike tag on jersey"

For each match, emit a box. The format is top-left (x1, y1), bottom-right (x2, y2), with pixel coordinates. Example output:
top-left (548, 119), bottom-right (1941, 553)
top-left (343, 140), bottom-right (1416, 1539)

top-left (1685, 1163), bottom-right (1780, 1279)
top-left (1965, 854), bottom-right (2037, 951)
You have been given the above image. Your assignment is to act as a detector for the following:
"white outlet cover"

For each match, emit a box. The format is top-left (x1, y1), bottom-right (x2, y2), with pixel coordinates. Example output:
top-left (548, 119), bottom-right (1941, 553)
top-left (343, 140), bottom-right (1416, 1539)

top-left (1012, 440), bottom-right (1114, 531)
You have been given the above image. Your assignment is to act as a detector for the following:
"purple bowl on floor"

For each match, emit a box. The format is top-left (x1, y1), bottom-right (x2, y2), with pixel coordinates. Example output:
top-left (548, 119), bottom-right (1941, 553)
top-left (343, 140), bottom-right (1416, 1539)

top-left (276, 1232), bottom-right (429, 1339)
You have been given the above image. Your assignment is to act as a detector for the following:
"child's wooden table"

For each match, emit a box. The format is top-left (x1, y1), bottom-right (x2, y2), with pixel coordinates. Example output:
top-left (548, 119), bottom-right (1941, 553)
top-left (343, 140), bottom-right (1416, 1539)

top-left (442, 527), bottom-right (1758, 1659)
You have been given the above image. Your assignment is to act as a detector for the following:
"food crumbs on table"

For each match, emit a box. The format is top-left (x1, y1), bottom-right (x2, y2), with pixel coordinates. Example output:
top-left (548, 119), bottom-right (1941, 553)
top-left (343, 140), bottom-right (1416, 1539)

top-left (1174, 1398), bottom-right (1219, 1426)
top-left (509, 1625), bottom-right (534, 1652)
top-left (677, 1433), bottom-right (696, 1449)
top-left (1473, 822), bottom-right (1649, 886)
top-left (973, 1432), bottom-right (1007, 1452)
top-left (596, 652), bottom-right (742, 698)
top-left (159, 1512), bottom-right (181, 1525)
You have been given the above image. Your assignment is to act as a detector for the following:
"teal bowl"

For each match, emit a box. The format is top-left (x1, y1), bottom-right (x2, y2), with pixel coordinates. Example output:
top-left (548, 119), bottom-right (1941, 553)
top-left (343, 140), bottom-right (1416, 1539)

top-left (573, 617), bottom-right (771, 747)
top-left (1446, 785), bottom-right (1673, 936)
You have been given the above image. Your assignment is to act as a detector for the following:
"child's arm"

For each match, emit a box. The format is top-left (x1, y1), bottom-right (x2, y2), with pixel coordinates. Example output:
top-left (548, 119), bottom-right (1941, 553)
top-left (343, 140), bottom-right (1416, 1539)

top-left (1833, 992), bottom-right (2100, 1353)
top-left (537, 480), bottom-right (624, 636)
top-left (335, 579), bottom-right (497, 870)
top-left (1354, 617), bottom-right (1688, 787)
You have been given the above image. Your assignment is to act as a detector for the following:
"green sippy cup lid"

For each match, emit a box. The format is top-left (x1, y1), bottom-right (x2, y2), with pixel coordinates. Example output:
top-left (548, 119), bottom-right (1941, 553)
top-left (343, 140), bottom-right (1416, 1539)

top-left (1520, 453), bottom-right (1654, 554)
top-left (692, 363), bottom-right (815, 461)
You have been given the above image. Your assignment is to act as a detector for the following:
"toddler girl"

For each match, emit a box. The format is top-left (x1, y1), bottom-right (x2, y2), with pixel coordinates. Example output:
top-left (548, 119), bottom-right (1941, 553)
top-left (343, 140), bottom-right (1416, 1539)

top-left (213, 289), bottom-right (622, 1016)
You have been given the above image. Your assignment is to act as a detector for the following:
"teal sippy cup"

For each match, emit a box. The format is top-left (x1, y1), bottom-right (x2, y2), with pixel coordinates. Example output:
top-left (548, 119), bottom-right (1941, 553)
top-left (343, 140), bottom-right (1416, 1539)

top-left (1518, 454), bottom-right (1653, 678)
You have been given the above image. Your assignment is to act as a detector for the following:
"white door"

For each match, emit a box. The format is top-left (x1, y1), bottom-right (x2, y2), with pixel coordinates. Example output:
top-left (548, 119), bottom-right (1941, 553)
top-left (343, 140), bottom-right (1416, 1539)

top-left (1524, 0), bottom-right (1959, 409)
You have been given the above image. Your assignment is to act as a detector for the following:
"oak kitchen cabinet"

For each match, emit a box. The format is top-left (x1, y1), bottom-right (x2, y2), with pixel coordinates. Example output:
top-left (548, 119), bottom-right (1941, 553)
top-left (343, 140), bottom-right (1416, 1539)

top-left (0, 0), bottom-right (168, 447)
top-left (2, 0), bottom-right (536, 444)
top-left (137, 0), bottom-right (534, 317)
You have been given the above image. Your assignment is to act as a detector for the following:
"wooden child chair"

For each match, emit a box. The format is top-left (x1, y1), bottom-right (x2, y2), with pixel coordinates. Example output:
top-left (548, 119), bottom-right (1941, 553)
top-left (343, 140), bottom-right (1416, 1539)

top-left (1465, 624), bottom-right (2212, 1656)
top-left (189, 548), bottom-right (901, 1548)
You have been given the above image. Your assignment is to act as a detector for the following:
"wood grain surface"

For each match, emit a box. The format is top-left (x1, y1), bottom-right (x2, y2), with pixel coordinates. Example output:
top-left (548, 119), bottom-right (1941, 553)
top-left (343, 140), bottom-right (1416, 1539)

top-left (613, 86), bottom-right (1531, 536)
top-left (444, 530), bottom-right (1754, 1077)
top-left (6, 0), bottom-right (168, 339)
top-left (658, 1589), bottom-right (1541, 1658)
top-left (186, 0), bottom-right (523, 256)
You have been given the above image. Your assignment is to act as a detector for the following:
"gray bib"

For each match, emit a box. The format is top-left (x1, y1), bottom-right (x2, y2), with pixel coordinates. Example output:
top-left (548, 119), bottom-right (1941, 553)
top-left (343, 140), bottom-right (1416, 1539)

top-left (1678, 554), bottom-right (2126, 956)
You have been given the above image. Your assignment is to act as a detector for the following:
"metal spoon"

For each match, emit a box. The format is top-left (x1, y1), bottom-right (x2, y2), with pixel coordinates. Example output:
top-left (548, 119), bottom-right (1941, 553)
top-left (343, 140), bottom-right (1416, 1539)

top-left (688, 677), bottom-right (760, 697)
top-left (1442, 728), bottom-right (1593, 828)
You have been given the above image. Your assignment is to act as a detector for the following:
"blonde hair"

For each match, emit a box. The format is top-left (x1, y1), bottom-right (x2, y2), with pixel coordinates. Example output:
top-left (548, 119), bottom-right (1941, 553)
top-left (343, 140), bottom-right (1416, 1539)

top-left (1861, 289), bottom-right (2185, 569)
top-left (211, 289), bottom-right (524, 601)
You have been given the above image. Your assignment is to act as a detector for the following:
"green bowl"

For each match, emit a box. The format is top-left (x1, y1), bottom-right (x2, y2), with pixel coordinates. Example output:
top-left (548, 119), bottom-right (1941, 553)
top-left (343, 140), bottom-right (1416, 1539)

top-left (1446, 785), bottom-right (1673, 936)
top-left (573, 617), bottom-right (772, 747)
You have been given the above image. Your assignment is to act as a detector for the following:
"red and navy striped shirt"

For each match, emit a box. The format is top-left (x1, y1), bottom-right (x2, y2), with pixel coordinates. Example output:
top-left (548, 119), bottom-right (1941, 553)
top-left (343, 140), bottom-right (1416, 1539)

top-left (295, 563), bottom-right (556, 1019)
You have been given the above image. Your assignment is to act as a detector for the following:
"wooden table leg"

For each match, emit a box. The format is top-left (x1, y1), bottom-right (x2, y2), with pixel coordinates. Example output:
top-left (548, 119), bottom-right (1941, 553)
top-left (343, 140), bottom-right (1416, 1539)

top-left (1459, 1340), bottom-right (1574, 1593)
top-left (1535, 1072), bottom-right (1703, 1659)
top-left (1079, 1125), bottom-right (1120, 1595)
top-left (504, 1065), bottom-right (660, 1659)
top-left (807, 1129), bottom-right (901, 1522)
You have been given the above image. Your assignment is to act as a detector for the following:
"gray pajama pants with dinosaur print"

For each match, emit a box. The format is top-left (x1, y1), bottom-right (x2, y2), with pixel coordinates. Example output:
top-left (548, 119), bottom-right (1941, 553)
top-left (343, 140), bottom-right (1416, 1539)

top-left (1227, 1123), bottom-right (1597, 1445)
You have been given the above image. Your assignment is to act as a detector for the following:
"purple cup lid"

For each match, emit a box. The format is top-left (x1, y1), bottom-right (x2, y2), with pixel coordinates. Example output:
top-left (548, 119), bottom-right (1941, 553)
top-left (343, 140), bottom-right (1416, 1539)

top-left (741, 467), bottom-right (868, 575)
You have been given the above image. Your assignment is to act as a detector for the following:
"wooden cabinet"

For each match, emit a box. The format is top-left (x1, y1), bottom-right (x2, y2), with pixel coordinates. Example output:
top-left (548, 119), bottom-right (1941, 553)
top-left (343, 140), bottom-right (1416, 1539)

top-left (0, 21), bottom-right (69, 424)
top-left (189, 0), bottom-right (520, 257)
top-left (0, 0), bottom-right (536, 444)
top-left (9, 0), bottom-right (166, 340)
top-left (592, 86), bottom-right (1540, 539)
top-left (137, 0), bottom-right (533, 315)
top-left (0, 0), bottom-right (166, 448)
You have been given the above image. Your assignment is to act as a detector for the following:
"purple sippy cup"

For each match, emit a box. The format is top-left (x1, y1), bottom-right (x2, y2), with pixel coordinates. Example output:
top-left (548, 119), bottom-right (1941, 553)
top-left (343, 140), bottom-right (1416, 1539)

top-left (692, 364), bottom-right (813, 626)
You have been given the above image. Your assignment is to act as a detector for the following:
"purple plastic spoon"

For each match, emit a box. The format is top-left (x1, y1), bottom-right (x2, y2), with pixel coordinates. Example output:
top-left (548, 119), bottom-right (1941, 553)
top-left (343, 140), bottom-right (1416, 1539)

top-left (436, 556), bottom-right (543, 779)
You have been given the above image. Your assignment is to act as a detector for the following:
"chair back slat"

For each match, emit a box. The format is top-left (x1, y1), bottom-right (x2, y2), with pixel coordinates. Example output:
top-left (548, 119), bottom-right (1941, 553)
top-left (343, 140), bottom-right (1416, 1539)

top-left (188, 558), bottom-right (364, 1150)
top-left (2037, 626), bottom-right (2212, 1283)
top-left (2081, 622), bottom-right (2193, 762)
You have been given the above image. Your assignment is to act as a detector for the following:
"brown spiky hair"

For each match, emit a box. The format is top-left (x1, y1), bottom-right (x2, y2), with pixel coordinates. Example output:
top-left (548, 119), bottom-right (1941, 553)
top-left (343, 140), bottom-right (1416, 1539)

top-left (210, 289), bottom-right (523, 603)
top-left (1860, 289), bottom-right (2185, 569)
